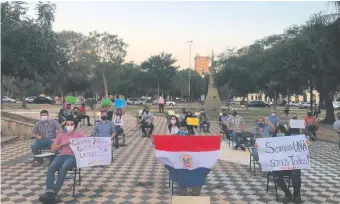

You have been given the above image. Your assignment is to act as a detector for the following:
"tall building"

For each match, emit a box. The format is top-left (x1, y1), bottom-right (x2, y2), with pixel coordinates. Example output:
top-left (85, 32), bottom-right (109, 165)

top-left (194, 55), bottom-right (210, 75)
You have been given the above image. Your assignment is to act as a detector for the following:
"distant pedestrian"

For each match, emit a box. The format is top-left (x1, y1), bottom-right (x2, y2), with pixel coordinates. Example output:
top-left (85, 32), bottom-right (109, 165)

top-left (157, 96), bottom-right (165, 113)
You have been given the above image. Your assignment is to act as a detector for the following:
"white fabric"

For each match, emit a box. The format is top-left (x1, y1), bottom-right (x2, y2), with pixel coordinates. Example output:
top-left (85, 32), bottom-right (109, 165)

top-left (169, 126), bottom-right (179, 135)
top-left (113, 116), bottom-right (124, 127)
top-left (155, 150), bottom-right (219, 170)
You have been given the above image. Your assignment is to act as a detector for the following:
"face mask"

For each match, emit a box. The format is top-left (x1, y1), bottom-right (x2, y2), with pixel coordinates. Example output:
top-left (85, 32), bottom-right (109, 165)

top-left (41, 116), bottom-right (48, 121)
top-left (271, 113), bottom-right (276, 116)
top-left (170, 120), bottom-right (176, 125)
top-left (292, 117), bottom-right (297, 119)
top-left (276, 133), bottom-right (285, 137)
top-left (65, 126), bottom-right (74, 132)
top-left (101, 116), bottom-right (107, 120)
top-left (232, 113), bottom-right (237, 116)
top-left (222, 113), bottom-right (226, 116)
top-left (179, 130), bottom-right (186, 135)
top-left (257, 122), bottom-right (265, 128)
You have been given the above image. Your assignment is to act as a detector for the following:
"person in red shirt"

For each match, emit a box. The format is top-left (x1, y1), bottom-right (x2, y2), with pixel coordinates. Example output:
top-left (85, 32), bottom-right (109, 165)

top-left (304, 111), bottom-right (318, 141)
top-left (78, 103), bottom-right (92, 126)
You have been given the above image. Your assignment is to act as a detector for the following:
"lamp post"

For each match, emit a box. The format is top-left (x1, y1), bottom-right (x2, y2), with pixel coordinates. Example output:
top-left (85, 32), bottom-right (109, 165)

top-left (187, 40), bottom-right (193, 104)
top-left (308, 79), bottom-right (313, 113)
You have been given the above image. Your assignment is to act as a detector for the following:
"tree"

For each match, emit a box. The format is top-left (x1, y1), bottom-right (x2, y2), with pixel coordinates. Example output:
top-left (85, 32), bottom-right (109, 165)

top-left (141, 52), bottom-right (179, 96)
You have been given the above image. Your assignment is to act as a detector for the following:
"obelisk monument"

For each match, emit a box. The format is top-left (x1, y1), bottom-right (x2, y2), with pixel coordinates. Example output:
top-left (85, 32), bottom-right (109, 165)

top-left (204, 50), bottom-right (222, 121)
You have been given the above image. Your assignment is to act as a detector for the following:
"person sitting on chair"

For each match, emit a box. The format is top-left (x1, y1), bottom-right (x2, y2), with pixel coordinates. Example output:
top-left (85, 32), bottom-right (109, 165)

top-left (228, 109), bottom-right (245, 150)
top-left (304, 111), bottom-right (318, 141)
top-left (113, 108), bottom-right (124, 148)
top-left (71, 107), bottom-right (80, 129)
top-left (168, 115), bottom-right (180, 135)
top-left (199, 108), bottom-right (210, 132)
top-left (39, 116), bottom-right (85, 203)
top-left (78, 103), bottom-right (92, 126)
top-left (141, 107), bottom-right (154, 138)
top-left (92, 111), bottom-right (117, 145)
top-left (179, 108), bottom-right (187, 123)
top-left (219, 109), bottom-right (230, 139)
top-left (287, 113), bottom-right (301, 136)
top-left (184, 111), bottom-right (196, 135)
top-left (61, 104), bottom-right (73, 126)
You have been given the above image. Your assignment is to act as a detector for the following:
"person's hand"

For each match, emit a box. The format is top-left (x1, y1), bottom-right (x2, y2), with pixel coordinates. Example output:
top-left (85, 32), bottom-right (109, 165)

top-left (61, 140), bottom-right (71, 146)
top-left (35, 135), bottom-right (41, 140)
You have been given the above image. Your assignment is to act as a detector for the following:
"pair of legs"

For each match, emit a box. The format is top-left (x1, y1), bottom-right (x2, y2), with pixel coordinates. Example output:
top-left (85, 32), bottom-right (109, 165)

top-left (178, 186), bottom-right (202, 196)
top-left (231, 131), bottom-right (244, 150)
top-left (77, 115), bottom-right (92, 126)
top-left (305, 125), bottom-right (318, 140)
top-left (158, 104), bottom-right (164, 113)
top-left (114, 125), bottom-right (124, 148)
top-left (40, 155), bottom-right (77, 202)
top-left (31, 138), bottom-right (54, 165)
top-left (273, 170), bottom-right (301, 202)
top-left (199, 120), bottom-right (210, 132)
top-left (141, 121), bottom-right (154, 137)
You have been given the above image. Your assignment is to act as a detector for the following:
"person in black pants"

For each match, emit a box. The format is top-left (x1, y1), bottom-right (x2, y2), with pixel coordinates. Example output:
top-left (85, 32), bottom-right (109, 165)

top-left (141, 107), bottom-right (154, 138)
top-left (273, 125), bottom-right (302, 203)
top-left (184, 111), bottom-right (196, 135)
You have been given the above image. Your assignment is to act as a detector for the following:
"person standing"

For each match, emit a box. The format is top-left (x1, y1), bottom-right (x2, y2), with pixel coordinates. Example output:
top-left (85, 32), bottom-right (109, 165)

top-left (92, 111), bottom-right (117, 147)
top-left (157, 96), bottom-right (165, 113)
top-left (39, 116), bottom-right (85, 203)
top-left (31, 110), bottom-right (62, 166)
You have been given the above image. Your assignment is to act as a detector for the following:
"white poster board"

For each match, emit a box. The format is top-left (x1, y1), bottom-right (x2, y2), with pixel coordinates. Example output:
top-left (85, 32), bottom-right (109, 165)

top-left (289, 119), bottom-right (305, 129)
top-left (69, 137), bottom-right (111, 168)
top-left (257, 135), bottom-right (310, 172)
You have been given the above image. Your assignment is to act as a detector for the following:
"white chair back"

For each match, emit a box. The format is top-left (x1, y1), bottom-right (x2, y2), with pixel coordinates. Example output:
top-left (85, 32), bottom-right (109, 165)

top-left (219, 112), bottom-right (222, 116)
top-left (138, 110), bottom-right (143, 116)
top-left (195, 112), bottom-right (200, 117)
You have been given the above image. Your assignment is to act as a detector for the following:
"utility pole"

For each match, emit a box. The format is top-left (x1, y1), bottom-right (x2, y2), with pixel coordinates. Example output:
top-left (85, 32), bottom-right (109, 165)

top-left (187, 40), bottom-right (193, 105)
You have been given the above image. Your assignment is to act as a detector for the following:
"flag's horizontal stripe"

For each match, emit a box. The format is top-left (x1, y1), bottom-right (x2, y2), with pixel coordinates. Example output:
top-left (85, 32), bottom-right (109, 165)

top-left (165, 165), bottom-right (210, 187)
top-left (153, 135), bottom-right (220, 152)
top-left (155, 150), bottom-right (219, 170)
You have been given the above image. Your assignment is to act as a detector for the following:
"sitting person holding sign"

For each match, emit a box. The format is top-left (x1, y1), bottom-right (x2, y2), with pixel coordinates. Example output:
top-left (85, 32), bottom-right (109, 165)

top-left (141, 107), bottom-right (154, 138)
top-left (185, 111), bottom-right (197, 135)
top-left (39, 116), bottom-right (85, 203)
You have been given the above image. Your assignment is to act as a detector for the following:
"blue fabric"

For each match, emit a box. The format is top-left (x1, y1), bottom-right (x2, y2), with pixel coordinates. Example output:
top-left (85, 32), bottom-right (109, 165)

top-left (114, 99), bottom-right (126, 109)
top-left (31, 139), bottom-right (53, 155)
top-left (251, 126), bottom-right (272, 138)
top-left (165, 165), bottom-right (210, 187)
top-left (252, 148), bottom-right (259, 162)
top-left (268, 115), bottom-right (280, 126)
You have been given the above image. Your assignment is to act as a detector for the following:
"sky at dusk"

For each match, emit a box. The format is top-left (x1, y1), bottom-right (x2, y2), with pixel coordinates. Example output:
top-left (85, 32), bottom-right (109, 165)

top-left (29, 1), bottom-right (335, 68)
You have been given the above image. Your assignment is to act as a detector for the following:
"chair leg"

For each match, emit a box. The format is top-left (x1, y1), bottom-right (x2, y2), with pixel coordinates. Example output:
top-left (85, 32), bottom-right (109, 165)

top-left (266, 172), bottom-right (270, 193)
top-left (73, 169), bottom-right (77, 195)
top-left (33, 157), bottom-right (36, 167)
top-left (79, 168), bottom-right (81, 186)
top-left (253, 161), bottom-right (256, 176)
top-left (249, 155), bottom-right (252, 171)
top-left (274, 176), bottom-right (279, 202)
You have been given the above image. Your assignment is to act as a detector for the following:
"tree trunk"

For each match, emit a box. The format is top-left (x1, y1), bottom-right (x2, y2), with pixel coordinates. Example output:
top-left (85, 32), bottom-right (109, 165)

top-left (321, 89), bottom-right (335, 124)
top-left (319, 91), bottom-right (324, 109)
top-left (102, 71), bottom-right (108, 98)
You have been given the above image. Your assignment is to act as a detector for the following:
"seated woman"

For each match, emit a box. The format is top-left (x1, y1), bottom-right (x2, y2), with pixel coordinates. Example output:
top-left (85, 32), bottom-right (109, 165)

top-left (168, 115), bottom-right (179, 135)
top-left (251, 117), bottom-right (275, 162)
top-left (113, 108), bottom-right (124, 149)
top-left (199, 108), bottom-right (210, 132)
top-left (272, 125), bottom-right (302, 203)
top-left (39, 116), bottom-right (85, 203)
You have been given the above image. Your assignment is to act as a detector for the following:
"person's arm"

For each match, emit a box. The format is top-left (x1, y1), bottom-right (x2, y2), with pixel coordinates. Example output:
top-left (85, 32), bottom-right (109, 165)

top-left (110, 122), bottom-right (116, 139)
top-left (51, 135), bottom-right (70, 153)
top-left (333, 122), bottom-right (340, 133)
top-left (32, 123), bottom-right (41, 140)
top-left (241, 117), bottom-right (245, 131)
top-left (151, 114), bottom-right (154, 123)
top-left (265, 118), bottom-right (275, 132)
top-left (92, 123), bottom-right (98, 136)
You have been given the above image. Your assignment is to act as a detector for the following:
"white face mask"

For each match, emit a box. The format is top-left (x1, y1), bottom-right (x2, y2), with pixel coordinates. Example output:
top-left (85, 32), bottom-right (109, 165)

top-left (41, 116), bottom-right (48, 121)
top-left (271, 113), bottom-right (276, 116)
top-left (65, 126), bottom-right (74, 132)
top-left (170, 120), bottom-right (176, 125)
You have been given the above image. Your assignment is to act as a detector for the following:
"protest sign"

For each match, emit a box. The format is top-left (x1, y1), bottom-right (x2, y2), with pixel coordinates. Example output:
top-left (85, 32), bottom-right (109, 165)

top-left (69, 137), bottom-right (112, 168)
top-left (289, 119), bottom-right (305, 129)
top-left (257, 135), bottom-right (310, 172)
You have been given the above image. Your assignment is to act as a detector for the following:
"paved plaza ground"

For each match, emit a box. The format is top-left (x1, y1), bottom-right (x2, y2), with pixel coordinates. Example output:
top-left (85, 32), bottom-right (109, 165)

top-left (1, 108), bottom-right (340, 204)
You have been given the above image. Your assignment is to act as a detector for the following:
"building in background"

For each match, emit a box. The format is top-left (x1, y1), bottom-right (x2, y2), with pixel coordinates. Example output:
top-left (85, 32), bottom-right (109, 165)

top-left (194, 54), bottom-right (210, 76)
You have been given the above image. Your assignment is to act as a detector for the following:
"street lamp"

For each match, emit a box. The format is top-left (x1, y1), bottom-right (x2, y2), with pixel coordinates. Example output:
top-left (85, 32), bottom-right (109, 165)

top-left (187, 40), bottom-right (193, 104)
top-left (308, 79), bottom-right (313, 113)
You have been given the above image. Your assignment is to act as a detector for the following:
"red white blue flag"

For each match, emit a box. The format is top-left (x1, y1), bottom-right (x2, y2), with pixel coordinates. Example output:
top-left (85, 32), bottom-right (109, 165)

top-left (153, 135), bottom-right (220, 187)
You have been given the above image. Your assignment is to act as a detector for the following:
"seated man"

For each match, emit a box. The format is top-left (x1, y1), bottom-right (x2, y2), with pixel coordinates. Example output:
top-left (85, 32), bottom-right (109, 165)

top-left (219, 109), bottom-right (230, 138)
top-left (93, 111), bottom-right (116, 143)
top-left (78, 103), bottom-right (92, 126)
top-left (141, 107), bottom-right (154, 138)
top-left (39, 116), bottom-right (85, 203)
top-left (227, 109), bottom-right (245, 150)
top-left (61, 103), bottom-right (73, 125)
top-left (179, 108), bottom-right (187, 123)
top-left (199, 108), bottom-right (210, 132)
top-left (31, 110), bottom-right (62, 166)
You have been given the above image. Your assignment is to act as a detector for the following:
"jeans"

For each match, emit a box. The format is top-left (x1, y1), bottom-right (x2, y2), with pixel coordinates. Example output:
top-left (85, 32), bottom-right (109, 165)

top-left (31, 138), bottom-right (53, 155)
top-left (46, 155), bottom-right (77, 195)
top-left (78, 115), bottom-right (91, 125)
top-left (273, 169), bottom-right (301, 197)
top-left (200, 120), bottom-right (210, 131)
top-left (252, 148), bottom-right (259, 162)
top-left (114, 125), bottom-right (124, 147)
top-left (231, 131), bottom-right (240, 148)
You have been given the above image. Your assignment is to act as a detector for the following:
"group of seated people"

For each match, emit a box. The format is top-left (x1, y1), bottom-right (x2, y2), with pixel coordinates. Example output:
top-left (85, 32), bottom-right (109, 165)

top-left (59, 103), bottom-right (92, 127)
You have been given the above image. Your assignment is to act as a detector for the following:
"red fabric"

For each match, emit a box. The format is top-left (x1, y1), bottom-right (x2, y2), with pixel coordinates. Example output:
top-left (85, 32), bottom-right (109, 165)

top-left (304, 116), bottom-right (316, 125)
top-left (78, 107), bottom-right (86, 114)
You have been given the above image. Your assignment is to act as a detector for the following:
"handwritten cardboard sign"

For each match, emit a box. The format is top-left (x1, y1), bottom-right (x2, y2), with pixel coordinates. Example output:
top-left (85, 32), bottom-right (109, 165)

top-left (257, 135), bottom-right (310, 171)
top-left (289, 119), bottom-right (305, 129)
top-left (69, 137), bottom-right (112, 168)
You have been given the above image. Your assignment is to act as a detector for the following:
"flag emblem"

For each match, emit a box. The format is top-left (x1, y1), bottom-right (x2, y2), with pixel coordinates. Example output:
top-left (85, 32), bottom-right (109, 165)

top-left (180, 154), bottom-right (193, 168)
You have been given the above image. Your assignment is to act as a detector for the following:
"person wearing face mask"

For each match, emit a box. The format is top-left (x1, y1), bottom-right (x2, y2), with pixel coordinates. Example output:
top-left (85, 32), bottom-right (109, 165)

top-left (179, 108), bottom-right (187, 123)
top-left (227, 109), bottom-right (245, 150)
top-left (92, 111), bottom-right (116, 143)
top-left (113, 109), bottom-right (124, 148)
top-left (61, 104), bottom-right (73, 126)
top-left (199, 108), bottom-right (210, 132)
top-left (304, 111), bottom-right (318, 141)
top-left (219, 109), bottom-right (230, 139)
top-left (141, 108), bottom-right (154, 138)
top-left (31, 110), bottom-right (62, 166)
top-left (334, 112), bottom-right (340, 148)
top-left (287, 113), bottom-right (301, 136)
top-left (168, 115), bottom-right (179, 135)
top-left (268, 110), bottom-right (280, 130)
top-left (271, 125), bottom-right (302, 203)
top-left (251, 117), bottom-right (275, 162)
top-left (39, 116), bottom-right (85, 203)
top-left (178, 122), bottom-right (188, 135)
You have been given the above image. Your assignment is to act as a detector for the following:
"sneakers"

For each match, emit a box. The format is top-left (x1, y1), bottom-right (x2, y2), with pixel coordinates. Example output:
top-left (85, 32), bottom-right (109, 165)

top-left (39, 192), bottom-right (56, 203)
top-left (283, 192), bottom-right (293, 204)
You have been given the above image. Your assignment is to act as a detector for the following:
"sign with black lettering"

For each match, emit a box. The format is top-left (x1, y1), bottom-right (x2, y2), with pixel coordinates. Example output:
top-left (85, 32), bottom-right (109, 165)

top-left (69, 137), bottom-right (111, 168)
top-left (257, 135), bottom-right (310, 171)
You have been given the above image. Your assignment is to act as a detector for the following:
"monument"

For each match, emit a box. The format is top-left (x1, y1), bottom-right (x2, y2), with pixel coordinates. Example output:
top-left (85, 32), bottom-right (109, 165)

top-left (204, 50), bottom-right (222, 121)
